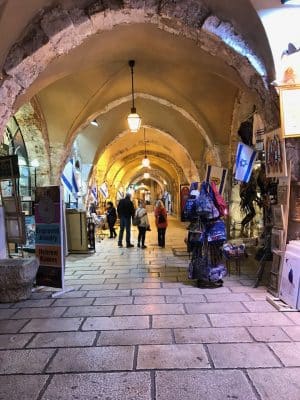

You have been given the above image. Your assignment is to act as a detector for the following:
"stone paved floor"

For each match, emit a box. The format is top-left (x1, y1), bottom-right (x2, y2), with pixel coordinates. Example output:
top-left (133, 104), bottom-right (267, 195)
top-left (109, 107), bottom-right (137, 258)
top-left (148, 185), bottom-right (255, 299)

top-left (0, 215), bottom-right (300, 399)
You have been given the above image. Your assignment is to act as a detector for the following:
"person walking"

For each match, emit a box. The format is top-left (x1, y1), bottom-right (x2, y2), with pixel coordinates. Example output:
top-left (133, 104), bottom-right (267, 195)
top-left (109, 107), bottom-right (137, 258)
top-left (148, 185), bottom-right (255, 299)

top-left (117, 193), bottom-right (135, 248)
top-left (155, 199), bottom-right (168, 248)
top-left (106, 201), bottom-right (117, 238)
top-left (135, 200), bottom-right (150, 249)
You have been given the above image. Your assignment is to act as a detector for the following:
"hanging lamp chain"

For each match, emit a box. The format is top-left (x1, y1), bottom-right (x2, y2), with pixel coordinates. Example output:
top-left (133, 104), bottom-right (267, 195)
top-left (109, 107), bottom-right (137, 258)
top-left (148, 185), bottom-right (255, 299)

top-left (144, 127), bottom-right (147, 157)
top-left (129, 60), bottom-right (135, 111)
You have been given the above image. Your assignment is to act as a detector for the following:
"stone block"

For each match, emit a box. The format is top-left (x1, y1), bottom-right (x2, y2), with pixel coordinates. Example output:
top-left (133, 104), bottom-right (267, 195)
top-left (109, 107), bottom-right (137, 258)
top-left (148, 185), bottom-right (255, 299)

top-left (0, 258), bottom-right (39, 303)
top-left (0, 375), bottom-right (49, 400)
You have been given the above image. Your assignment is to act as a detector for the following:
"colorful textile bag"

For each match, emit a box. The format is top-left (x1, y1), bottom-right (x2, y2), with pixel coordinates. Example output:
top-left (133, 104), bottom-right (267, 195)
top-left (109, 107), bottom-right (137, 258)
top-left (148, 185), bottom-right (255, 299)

top-left (206, 220), bottom-right (226, 243)
top-left (196, 182), bottom-right (220, 220)
top-left (210, 181), bottom-right (228, 217)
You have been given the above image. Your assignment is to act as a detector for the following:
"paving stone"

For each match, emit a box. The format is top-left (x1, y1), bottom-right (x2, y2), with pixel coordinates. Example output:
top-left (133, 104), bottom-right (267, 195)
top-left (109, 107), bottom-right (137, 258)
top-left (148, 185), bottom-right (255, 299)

top-left (248, 368), bottom-right (300, 400)
top-left (0, 319), bottom-right (28, 333)
top-left (0, 308), bottom-right (18, 318)
top-left (165, 295), bottom-right (206, 303)
top-left (98, 329), bottom-right (173, 346)
top-left (285, 312), bottom-right (300, 324)
top-left (0, 375), bottom-right (49, 400)
top-left (132, 288), bottom-right (180, 296)
top-left (247, 292), bottom-right (269, 300)
top-left (41, 372), bottom-right (151, 400)
top-left (230, 286), bottom-right (266, 293)
top-left (105, 278), bottom-right (144, 284)
top-left (0, 303), bottom-right (13, 308)
top-left (180, 286), bottom-right (231, 294)
top-left (242, 300), bottom-right (278, 312)
top-left (63, 305), bottom-right (113, 317)
top-left (0, 333), bottom-right (33, 349)
top-left (137, 344), bottom-right (210, 369)
top-left (186, 302), bottom-right (247, 314)
top-left (282, 326), bottom-right (300, 341)
top-left (118, 283), bottom-right (161, 289)
top-left (204, 293), bottom-right (251, 302)
top-left (11, 307), bottom-right (66, 319)
top-left (12, 299), bottom-right (55, 308)
top-left (115, 304), bottom-right (185, 316)
top-left (55, 290), bottom-right (88, 298)
top-left (174, 327), bottom-right (252, 344)
top-left (210, 312), bottom-right (294, 327)
top-left (134, 296), bottom-right (165, 304)
top-left (156, 370), bottom-right (257, 400)
top-left (65, 278), bottom-right (106, 285)
top-left (269, 342), bottom-right (300, 366)
top-left (94, 296), bottom-right (133, 305)
top-left (27, 331), bottom-right (96, 348)
top-left (47, 346), bottom-right (134, 372)
top-left (248, 327), bottom-right (291, 342)
top-left (162, 282), bottom-right (189, 288)
top-left (82, 316), bottom-right (149, 330)
top-left (80, 284), bottom-right (118, 290)
top-left (0, 348), bottom-right (54, 373)
top-left (85, 289), bottom-right (130, 297)
top-left (53, 298), bottom-right (94, 307)
top-left (21, 317), bottom-right (84, 332)
top-left (153, 314), bottom-right (210, 329)
top-left (207, 343), bottom-right (281, 368)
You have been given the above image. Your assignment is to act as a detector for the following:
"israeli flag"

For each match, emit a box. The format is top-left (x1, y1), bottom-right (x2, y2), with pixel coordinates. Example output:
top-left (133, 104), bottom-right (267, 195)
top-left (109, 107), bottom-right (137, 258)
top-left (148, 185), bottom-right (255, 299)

top-left (99, 182), bottom-right (109, 199)
top-left (235, 142), bottom-right (257, 183)
top-left (61, 159), bottom-right (79, 195)
top-left (91, 185), bottom-right (98, 204)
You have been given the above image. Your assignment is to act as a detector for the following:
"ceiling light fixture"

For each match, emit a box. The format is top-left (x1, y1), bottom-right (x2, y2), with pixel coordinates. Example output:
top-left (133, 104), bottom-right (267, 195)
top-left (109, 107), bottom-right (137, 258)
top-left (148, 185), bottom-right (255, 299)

top-left (143, 172), bottom-right (150, 179)
top-left (91, 119), bottom-right (99, 127)
top-left (141, 127), bottom-right (150, 168)
top-left (127, 60), bottom-right (141, 133)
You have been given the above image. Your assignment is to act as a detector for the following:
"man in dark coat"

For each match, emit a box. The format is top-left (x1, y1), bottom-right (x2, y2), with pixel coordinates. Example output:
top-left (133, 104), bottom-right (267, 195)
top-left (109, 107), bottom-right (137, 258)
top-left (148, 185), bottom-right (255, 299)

top-left (117, 193), bottom-right (135, 248)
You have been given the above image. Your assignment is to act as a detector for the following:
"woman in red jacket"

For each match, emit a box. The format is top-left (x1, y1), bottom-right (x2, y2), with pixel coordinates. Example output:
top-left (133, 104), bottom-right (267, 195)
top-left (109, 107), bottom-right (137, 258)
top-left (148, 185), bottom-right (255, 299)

top-left (154, 200), bottom-right (168, 248)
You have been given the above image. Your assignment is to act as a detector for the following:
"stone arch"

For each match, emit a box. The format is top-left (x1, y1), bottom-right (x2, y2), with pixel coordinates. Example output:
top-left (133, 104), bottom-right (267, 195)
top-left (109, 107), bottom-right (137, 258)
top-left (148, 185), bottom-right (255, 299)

top-left (0, 1), bottom-right (279, 144)
top-left (14, 99), bottom-right (51, 186)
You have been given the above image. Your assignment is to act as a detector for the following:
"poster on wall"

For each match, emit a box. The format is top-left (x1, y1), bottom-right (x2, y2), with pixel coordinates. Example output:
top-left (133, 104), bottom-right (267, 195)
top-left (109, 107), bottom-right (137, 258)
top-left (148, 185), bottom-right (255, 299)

top-left (264, 129), bottom-right (287, 177)
top-left (205, 165), bottom-right (228, 195)
top-left (35, 186), bottom-right (64, 289)
top-left (279, 85), bottom-right (300, 138)
top-left (180, 184), bottom-right (190, 221)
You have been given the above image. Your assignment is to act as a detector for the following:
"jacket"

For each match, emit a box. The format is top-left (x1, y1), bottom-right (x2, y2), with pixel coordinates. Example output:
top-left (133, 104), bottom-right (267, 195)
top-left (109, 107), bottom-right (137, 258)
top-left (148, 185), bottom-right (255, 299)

top-left (117, 197), bottom-right (135, 218)
top-left (135, 207), bottom-right (149, 227)
top-left (154, 207), bottom-right (168, 228)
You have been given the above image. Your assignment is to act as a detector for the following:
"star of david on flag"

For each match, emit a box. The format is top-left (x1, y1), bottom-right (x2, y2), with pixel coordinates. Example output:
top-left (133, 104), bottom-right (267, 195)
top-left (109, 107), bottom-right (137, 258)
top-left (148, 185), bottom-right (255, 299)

top-left (234, 142), bottom-right (257, 183)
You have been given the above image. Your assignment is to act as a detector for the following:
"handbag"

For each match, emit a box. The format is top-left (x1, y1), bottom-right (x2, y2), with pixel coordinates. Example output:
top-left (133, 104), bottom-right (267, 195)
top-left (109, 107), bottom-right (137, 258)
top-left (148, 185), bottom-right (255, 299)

top-left (196, 182), bottom-right (220, 220)
top-left (206, 220), bottom-right (226, 243)
top-left (132, 216), bottom-right (141, 226)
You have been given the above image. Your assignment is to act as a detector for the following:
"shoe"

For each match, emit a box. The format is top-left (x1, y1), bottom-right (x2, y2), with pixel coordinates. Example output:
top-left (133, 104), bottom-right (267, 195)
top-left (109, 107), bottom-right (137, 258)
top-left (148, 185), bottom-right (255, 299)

top-left (118, 244), bottom-right (123, 247)
top-left (141, 245), bottom-right (147, 249)
top-left (109, 236), bottom-right (113, 239)
top-left (126, 244), bottom-right (134, 248)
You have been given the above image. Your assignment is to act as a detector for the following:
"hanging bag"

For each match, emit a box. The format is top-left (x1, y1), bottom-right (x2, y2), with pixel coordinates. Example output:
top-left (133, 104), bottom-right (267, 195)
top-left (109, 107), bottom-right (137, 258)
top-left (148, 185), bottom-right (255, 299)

top-left (196, 182), bottom-right (220, 219)
top-left (132, 215), bottom-right (141, 226)
top-left (210, 181), bottom-right (228, 217)
top-left (206, 219), bottom-right (227, 243)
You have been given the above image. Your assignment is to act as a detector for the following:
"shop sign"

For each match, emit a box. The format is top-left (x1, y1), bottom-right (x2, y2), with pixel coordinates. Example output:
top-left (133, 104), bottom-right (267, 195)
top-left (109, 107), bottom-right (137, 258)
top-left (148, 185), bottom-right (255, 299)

top-left (279, 85), bottom-right (300, 138)
top-left (35, 186), bottom-right (64, 288)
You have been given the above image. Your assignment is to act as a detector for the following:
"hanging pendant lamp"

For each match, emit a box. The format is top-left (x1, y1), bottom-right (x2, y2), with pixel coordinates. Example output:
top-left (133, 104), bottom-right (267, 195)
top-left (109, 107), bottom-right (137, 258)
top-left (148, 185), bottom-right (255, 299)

top-left (141, 127), bottom-right (150, 168)
top-left (127, 60), bottom-right (141, 133)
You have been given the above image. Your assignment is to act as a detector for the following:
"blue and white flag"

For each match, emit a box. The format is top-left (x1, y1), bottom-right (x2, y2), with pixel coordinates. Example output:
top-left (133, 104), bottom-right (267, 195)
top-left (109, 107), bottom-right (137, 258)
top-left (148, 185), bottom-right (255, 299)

top-left (99, 182), bottom-right (109, 199)
top-left (205, 165), bottom-right (228, 195)
top-left (235, 142), bottom-right (257, 183)
top-left (90, 185), bottom-right (98, 204)
top-left (61, 159), bottom-right (79, 196)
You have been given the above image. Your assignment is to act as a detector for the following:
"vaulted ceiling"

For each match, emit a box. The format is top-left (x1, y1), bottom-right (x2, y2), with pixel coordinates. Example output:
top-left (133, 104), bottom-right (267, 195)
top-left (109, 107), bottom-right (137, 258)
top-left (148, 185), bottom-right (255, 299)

top-left (0, 0), bottom-right (284, 191)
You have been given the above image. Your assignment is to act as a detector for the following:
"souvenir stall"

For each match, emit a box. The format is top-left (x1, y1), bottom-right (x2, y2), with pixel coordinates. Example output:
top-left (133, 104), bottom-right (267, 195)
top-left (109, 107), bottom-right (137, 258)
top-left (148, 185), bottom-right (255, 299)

top-left (184, 181), bottom-right (228, 288)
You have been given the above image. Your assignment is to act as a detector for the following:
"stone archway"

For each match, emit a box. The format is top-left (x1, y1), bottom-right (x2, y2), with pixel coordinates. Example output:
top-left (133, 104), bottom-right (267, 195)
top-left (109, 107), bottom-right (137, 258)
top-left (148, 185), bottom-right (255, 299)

top-left (0, 1), bottom-right (280, 189)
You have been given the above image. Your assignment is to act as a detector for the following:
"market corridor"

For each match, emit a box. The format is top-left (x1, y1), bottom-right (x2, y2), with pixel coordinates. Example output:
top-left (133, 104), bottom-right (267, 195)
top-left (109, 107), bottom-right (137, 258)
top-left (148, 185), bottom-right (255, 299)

top-left (0, 215), bottom-right (300, 400)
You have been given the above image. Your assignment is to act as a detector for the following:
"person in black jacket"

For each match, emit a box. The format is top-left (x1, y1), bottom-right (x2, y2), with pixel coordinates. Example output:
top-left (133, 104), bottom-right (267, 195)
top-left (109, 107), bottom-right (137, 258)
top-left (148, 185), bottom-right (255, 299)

top-left (106, 201), bottom-right (117, 238)
top-left (117, 193), bottom-right (135, 248)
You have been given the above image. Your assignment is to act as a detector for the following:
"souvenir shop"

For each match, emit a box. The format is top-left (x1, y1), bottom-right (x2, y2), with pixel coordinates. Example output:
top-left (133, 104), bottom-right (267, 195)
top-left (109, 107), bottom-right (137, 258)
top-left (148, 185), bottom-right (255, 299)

top-left (183, 113), bottom-right (300, 309)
